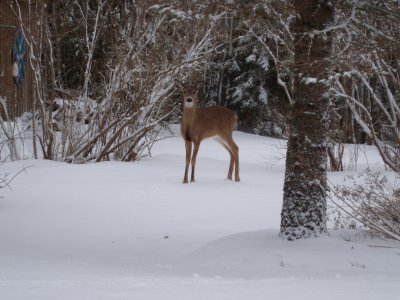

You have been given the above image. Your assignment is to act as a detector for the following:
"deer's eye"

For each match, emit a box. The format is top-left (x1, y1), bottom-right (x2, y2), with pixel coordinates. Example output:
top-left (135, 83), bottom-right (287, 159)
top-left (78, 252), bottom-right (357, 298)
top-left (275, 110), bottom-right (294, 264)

top-left (186, 97), bottom-right (193, 103)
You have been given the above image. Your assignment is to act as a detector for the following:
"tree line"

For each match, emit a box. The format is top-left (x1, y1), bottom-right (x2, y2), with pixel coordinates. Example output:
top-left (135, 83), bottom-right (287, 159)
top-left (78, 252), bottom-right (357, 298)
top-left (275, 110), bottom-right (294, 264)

top-left (3, 0), bottom-right (399, 239)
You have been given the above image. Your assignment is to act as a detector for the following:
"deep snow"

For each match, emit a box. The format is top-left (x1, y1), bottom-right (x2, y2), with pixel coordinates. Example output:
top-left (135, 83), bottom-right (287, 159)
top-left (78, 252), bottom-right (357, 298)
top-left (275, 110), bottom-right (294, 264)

top-left (1, 127), bottom-right (399, 299)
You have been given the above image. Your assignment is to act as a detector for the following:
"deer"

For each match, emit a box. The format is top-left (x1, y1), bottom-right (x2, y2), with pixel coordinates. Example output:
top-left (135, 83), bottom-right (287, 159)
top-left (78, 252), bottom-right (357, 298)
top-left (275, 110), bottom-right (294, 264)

top-left (177, 80), bottom-right (240, 183)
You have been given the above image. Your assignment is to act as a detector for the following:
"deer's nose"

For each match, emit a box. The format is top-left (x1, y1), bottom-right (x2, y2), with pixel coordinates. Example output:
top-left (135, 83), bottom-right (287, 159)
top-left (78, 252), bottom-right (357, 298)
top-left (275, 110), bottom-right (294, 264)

top-left (186, 97), bottom-right (193, 103)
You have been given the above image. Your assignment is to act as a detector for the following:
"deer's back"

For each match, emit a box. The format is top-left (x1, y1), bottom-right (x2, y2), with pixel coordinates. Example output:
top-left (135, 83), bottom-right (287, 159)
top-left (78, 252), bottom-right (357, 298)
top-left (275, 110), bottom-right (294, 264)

top-left (194, 106), bottom-right (236, 139)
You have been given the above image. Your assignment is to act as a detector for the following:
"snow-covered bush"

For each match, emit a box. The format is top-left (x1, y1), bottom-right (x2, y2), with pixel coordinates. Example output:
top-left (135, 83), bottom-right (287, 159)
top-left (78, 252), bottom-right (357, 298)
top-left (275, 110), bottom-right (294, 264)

top-left (331, 169), bottom-right (400, 241)
top-left (12, 1), bottom-right (219, 162)
top-left (0, 97), bottom-right (31, 161)
top-left (253, 108), bottom-right (286, 137)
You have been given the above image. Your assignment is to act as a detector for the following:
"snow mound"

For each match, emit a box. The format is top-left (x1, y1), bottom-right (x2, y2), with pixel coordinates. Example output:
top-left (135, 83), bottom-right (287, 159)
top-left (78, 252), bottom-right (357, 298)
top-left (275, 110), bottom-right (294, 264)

top-left (181, 230), bottom-right (400, 279)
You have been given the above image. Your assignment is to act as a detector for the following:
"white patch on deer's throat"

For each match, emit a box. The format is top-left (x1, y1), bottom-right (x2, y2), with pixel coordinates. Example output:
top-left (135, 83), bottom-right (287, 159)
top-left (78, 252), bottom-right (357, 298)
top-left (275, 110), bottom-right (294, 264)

top-left (185, 101), bottom-right (194, 108)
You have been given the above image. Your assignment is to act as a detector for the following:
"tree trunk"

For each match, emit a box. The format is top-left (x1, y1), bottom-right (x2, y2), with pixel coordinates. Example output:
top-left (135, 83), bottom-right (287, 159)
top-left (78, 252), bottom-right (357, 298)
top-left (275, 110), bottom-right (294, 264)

top-left (280, 0), bottom-right (334, 240)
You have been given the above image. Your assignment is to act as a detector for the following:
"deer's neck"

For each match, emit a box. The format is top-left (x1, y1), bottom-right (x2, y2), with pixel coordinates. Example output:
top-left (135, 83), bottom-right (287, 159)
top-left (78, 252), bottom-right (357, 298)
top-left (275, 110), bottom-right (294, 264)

top-left (181, 107), bottom-right (198, 141)
top-left (182, 106), bottom-right (197, 125)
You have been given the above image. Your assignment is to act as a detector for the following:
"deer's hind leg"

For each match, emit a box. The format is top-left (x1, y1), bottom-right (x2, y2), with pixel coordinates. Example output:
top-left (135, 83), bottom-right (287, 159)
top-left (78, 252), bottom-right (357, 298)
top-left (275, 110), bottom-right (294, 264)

top-left (216, 137), bottom-right (235, 180)
top-left (226, 136), bottom-right (240, 182)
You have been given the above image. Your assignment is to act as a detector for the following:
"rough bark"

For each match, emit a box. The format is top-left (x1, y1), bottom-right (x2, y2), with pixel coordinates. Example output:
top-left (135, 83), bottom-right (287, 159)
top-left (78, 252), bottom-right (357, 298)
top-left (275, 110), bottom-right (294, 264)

top-left (280, 0), bottom-right (334, 240)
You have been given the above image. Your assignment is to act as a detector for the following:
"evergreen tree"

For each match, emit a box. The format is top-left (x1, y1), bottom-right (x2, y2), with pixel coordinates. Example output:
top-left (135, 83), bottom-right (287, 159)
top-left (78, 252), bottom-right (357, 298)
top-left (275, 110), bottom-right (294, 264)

top-left (280, 0), bottom-right (334, 240)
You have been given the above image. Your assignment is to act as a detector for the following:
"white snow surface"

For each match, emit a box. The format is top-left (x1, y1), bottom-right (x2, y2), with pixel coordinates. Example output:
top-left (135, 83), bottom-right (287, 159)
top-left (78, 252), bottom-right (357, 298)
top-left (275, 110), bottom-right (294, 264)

top-left (1, 125), bottom-right (399, 299)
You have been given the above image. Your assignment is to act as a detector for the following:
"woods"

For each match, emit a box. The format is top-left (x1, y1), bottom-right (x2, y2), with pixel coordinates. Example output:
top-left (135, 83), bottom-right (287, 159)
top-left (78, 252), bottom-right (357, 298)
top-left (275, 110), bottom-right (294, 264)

top-left (1, 1), bottom-right (399, 238)
top-left (1, 1), bottom-right (397, 166)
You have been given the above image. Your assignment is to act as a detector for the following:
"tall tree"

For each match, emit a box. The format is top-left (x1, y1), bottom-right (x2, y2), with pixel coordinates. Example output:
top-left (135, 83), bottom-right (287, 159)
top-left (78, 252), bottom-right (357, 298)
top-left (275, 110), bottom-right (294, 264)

top-left (280, 0), bottom-right (334, 240)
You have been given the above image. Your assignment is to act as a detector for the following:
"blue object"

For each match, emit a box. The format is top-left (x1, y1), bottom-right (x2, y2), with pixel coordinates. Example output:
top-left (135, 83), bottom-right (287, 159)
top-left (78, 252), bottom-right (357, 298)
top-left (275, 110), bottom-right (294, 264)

top-left (12, 28), bottom-right (26, 88)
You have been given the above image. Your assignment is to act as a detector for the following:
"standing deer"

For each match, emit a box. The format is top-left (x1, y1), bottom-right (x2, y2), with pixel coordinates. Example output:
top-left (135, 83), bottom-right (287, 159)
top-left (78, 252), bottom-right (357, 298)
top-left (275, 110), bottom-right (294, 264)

top-left (178, 81), bottom-right (240, 183)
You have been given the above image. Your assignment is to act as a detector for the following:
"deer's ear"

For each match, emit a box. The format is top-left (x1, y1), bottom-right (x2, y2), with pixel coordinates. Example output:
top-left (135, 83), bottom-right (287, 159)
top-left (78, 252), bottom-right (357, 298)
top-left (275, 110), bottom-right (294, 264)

top-left (195, 82), bottom-right (202, 94)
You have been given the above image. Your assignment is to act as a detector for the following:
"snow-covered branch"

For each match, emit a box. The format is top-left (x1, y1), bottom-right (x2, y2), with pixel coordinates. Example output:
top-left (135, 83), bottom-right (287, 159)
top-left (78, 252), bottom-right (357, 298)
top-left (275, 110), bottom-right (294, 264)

top-left (245, 20), bottom-right (294, 105)
top-left (330, 69), bottom-right (400, 172)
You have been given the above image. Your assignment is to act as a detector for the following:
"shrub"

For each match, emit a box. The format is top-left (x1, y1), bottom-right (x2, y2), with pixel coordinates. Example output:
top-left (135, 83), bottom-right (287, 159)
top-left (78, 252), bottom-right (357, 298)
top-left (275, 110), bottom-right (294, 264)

top-left (330, 169), bottom-right (400, 241)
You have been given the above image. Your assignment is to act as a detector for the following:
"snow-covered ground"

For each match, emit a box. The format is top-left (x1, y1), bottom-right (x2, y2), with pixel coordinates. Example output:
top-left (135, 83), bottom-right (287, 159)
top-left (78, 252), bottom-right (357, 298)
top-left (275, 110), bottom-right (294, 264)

top-left (1, 127), bottom-right (399, 299)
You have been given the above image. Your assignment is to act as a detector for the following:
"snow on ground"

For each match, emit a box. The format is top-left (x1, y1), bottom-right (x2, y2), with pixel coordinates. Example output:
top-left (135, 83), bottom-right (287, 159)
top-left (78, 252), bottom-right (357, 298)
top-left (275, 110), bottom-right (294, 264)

top-left (1, 126), bottom-right (399, 299)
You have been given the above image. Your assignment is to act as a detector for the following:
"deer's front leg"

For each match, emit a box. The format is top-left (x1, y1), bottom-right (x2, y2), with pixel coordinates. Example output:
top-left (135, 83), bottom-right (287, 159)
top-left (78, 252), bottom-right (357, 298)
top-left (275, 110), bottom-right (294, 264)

top-left (190, 140), bottom-right (201, 182)
top-left (183, 140), bottom-right (192, 183)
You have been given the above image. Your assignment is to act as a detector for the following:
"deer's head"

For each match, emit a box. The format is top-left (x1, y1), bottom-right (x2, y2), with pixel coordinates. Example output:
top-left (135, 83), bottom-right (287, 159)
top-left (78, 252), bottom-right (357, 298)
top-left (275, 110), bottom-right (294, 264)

top-left (176, 79), bottom-right (198, 109)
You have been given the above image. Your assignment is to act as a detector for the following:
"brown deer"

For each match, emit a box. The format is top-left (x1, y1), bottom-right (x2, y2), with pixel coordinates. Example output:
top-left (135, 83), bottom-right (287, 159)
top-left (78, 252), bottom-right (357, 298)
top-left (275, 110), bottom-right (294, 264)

top-left (177, 81), bottom-right (240, 183)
